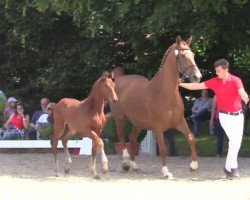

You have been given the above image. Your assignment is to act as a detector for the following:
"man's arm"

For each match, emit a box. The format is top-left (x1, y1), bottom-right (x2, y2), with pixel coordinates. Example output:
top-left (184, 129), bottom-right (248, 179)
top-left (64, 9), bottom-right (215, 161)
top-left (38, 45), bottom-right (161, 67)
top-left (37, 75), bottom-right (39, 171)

top-left (179, 82), bottom-right (208, 90)
top-left (238, 88), bottom-right (249, 104)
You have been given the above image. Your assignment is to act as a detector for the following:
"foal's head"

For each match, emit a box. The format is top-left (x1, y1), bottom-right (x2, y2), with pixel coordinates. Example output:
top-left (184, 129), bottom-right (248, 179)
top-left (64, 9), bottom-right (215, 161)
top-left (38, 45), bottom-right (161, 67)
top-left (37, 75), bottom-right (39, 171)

top-left (175, 36), bottom-right (202, 83)
top-left (99, 72), bottom-right (118, 103)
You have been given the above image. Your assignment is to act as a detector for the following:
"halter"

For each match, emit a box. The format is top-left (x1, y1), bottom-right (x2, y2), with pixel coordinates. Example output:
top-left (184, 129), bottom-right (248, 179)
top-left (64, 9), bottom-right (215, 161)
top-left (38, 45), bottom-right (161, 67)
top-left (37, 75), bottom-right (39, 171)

top-left (158, 44), bottom-right (196, 80)
top-left (174, 47), bottom-right (197, 80)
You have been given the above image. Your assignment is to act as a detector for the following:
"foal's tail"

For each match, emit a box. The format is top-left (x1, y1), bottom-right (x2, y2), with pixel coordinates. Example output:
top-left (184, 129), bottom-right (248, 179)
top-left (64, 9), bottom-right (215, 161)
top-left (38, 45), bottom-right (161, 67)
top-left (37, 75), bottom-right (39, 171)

top-left (46, 102), bottom-right (56, 123)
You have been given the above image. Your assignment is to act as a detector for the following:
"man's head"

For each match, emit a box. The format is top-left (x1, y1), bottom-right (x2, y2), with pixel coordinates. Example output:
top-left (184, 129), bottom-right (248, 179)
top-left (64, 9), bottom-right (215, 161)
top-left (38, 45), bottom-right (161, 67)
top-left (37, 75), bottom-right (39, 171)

top-left (214, 59), bottom-right (229, 80)
top-left (40, 98), bottom-right (50, 112)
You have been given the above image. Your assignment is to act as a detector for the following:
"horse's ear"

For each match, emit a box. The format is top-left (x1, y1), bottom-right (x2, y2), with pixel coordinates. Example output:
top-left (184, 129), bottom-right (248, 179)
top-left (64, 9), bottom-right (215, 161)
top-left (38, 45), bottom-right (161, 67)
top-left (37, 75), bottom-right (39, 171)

top-left (176, 35), bottom-right (182, 45)
top-left (110, 71), bottom-right (114, 79)
top-left (185, 36), bottom-right (192, 46)
top-left (101, 71), bottom-right (109, 79)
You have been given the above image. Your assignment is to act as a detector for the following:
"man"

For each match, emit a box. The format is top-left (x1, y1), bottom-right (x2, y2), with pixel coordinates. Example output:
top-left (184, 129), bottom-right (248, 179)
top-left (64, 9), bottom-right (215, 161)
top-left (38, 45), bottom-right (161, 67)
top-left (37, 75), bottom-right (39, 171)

top-left (190, 89), bottom-right (213, 136)
top-left (180, 59), bottom-right (249, 179)
top-left (27, 98), bottom-right (50, 140)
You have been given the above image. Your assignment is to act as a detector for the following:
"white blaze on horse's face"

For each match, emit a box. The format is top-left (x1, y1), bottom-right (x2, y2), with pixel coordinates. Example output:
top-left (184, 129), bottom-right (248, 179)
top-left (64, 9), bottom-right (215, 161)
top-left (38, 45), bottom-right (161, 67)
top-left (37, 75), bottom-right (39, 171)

top-left (103, 78), bottom-right (118, 103)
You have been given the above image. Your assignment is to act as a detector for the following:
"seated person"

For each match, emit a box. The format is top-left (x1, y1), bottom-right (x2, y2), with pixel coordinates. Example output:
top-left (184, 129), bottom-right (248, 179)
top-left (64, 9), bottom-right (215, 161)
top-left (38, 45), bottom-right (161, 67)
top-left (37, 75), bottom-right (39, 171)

top-left (27, 98), bottom-right (50, 140)
top-left (190, 89), bottom-right (213, 136)
top-left (3, 97), bottom-right (18, 123)
top-left (0, 102), bottom-right (30, 140)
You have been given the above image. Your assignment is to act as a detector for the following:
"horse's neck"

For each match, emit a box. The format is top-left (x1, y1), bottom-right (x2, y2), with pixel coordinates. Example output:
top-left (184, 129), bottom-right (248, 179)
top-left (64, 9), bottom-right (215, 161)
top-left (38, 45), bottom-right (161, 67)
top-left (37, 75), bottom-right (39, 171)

top-left (87, 83), bottom-right (105, 114)
top-left (150, 52), bottom-right (179, 95)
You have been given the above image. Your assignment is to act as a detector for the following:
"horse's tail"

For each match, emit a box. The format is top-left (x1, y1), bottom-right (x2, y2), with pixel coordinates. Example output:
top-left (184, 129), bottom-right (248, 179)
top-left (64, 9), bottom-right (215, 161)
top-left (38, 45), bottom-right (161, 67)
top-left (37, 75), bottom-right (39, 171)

top-left (46, 102), bottom-right (56, 123)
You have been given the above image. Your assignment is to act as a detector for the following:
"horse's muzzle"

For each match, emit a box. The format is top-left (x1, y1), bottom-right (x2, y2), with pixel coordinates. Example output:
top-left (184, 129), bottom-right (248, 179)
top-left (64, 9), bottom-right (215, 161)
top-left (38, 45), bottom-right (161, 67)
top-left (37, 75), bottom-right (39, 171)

top-left (190, 74), bottom-right (202, 83)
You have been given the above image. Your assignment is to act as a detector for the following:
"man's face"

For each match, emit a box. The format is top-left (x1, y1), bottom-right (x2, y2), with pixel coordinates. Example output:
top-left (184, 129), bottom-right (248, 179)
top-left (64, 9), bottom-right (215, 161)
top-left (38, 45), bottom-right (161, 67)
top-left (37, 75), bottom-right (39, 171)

top-left (215, 66), bottom-right (228, 80)
top-left (41, 99), bottom-right (49, 111)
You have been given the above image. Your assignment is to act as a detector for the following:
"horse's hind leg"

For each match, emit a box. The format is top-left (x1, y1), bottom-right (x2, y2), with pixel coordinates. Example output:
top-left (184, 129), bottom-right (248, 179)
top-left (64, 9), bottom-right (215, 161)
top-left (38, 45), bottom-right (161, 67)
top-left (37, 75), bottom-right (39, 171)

top-left (61, 128), bottom-right (74, 174)
top-left (115, 117), bottom-right (131, 171)
top-left (51, 120), bottom-right (65, 176)
top-left (154, 129), bottom-right (173, 179)
top-left (128, 126), bottom-right (141, 171)
top-left (176, 118), bottom-right (198, 171)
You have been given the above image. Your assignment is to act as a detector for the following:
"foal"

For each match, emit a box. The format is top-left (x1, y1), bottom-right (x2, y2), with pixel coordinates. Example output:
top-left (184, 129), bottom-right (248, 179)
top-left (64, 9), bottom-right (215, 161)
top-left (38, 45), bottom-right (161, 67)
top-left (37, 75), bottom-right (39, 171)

top-left (50, 72), bottom-right (118, 179)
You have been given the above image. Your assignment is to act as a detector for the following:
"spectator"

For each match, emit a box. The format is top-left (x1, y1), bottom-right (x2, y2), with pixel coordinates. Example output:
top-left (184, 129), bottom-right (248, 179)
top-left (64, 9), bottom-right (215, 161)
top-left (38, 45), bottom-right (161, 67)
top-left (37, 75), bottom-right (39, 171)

top-left (3, 97), bottom-right (18, 123)
top-left (27, 98), bottom-right (50, 140)
top-left (156, 129), bottom-right (178, 157)
top-left (210, 95), bottom-right (226, 157)
top-left (164, 129), bottom-right (178, 156)
top-left (189, 89), bottom-right (213, 136)
top-left (0, 102), bottom-right (30, 140)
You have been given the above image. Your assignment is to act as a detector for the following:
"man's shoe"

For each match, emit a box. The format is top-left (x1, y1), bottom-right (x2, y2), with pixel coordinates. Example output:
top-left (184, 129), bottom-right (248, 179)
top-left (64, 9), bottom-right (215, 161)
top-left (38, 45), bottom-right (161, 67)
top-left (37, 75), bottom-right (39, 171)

top-left (223, 167), bottom-right (240, 179)
top-left (231, 168), bottom-right (240, 178)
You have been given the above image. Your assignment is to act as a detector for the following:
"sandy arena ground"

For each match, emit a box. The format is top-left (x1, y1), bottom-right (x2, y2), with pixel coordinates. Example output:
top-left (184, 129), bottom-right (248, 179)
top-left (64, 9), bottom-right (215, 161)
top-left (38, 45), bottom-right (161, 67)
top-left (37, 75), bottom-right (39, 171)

top-left (0, 152), bottom-right (250, 200)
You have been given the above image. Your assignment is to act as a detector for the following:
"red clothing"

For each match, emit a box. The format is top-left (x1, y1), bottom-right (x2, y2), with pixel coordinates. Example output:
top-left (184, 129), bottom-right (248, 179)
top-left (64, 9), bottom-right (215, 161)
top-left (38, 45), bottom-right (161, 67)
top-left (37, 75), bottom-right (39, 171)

top-left (204, 74), bottom-right (243, 112)
top-left (11, 114), bottom-right (25, 130)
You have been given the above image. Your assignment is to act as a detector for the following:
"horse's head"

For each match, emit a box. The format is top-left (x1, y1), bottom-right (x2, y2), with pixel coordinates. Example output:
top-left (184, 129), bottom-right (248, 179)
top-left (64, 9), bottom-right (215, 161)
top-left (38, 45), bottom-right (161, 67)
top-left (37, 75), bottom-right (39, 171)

top-left (100, 72), bottom-right (118, 103)
top-left (175, 36), bottom-right (202, 83)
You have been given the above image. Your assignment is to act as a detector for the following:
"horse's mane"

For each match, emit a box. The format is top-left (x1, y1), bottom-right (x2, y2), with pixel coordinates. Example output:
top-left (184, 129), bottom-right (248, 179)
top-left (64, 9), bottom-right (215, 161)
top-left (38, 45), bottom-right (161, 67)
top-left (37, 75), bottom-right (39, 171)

top-left (159, 43), bottom-right (177, 69)
top-left (153, 43), bottom-right (177, 77)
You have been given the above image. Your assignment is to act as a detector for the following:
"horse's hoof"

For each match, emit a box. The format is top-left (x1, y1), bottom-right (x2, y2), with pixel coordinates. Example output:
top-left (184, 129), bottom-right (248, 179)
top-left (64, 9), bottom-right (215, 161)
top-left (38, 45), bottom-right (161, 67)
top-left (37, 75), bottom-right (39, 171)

top-left (64, 169), bottom-right (70, 174)
top-left (122, 164), bottom-right (130, 171)
top-left (190, 167), bottom-right (198, 173)
top-left (94, 175), bottom-right (101, 180)
top-left (190, 161), bottom-right (198, 171)
top-left (163, 173), bottom-right (174, 180)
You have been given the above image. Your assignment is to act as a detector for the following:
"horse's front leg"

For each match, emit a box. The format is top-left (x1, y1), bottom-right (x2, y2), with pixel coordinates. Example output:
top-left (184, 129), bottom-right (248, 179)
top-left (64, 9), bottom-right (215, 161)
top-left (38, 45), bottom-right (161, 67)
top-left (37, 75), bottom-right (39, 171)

top-left (90, 131), bottom-right (109, 179)
top-left (176, 118), bottom-right (198, 171)
top-left (90, 140), bottom-right (99, 179)
top-left (154, 129), bottom-right (173, 179)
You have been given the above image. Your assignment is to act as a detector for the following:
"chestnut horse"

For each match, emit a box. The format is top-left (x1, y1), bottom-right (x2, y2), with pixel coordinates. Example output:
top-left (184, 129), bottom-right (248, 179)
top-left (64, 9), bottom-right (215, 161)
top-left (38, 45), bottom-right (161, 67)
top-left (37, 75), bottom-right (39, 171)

top-left (50, 72), bottom-right (118, 179)
top-left (110, 36), bottom-right (202, 178)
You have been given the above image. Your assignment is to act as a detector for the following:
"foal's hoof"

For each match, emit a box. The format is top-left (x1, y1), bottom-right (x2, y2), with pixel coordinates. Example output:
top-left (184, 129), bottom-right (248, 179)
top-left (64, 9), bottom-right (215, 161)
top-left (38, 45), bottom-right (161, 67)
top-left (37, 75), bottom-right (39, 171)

top-left (162, 172), bottom-right (174, 180)
top-left (94, 175), bottom-right (101, 180)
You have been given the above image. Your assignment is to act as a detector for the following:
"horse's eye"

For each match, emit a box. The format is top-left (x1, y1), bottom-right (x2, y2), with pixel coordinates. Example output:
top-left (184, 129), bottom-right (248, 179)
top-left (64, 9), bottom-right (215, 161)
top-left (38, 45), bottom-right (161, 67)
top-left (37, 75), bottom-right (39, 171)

top-left (112, 78), bottom-right (115, 82)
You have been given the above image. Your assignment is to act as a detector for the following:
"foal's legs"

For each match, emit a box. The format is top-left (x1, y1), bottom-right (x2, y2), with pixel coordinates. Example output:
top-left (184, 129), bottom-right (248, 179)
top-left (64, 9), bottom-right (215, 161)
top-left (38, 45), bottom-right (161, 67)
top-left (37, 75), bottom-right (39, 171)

top-left (176, 118), bottom-right (198, 171)
top-left (90, 131), bottom-right (108, 179)
top-left (61, 129), bottom-right (75, 174)
top-left (51, 120), bottom-right (65, 176)
top-left (154, 129), bottom-right (173, 179)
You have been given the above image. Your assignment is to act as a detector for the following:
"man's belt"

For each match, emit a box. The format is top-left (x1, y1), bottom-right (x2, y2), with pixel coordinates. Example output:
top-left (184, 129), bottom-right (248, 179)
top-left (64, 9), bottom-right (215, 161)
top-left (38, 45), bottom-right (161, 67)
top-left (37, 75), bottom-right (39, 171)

top-left (219, 110), bottom-right (244, 116)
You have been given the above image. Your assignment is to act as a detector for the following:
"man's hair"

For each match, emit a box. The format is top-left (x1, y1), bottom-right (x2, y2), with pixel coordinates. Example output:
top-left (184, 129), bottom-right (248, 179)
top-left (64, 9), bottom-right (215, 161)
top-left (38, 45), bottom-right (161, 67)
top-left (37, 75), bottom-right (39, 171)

top-left (214, 59), bottom-right (229, 69)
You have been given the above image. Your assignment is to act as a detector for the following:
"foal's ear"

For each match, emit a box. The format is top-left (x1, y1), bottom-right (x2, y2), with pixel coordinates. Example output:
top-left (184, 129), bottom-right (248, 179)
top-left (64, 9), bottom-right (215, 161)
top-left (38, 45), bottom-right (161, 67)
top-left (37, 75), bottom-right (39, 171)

top-left (176, 35), bottom-right (182, 45)
top-left (185, 36), bottom-right (192, 46)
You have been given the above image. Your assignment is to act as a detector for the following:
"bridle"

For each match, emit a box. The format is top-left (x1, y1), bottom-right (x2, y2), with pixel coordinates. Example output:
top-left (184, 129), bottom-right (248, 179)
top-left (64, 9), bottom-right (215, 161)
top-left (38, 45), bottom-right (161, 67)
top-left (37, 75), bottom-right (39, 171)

top-left (174, 47), bottom-right (197, 80)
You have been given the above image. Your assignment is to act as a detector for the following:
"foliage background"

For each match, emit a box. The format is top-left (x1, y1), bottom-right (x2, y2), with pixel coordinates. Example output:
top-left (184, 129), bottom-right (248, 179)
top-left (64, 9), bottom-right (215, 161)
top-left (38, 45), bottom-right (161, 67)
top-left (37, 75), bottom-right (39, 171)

top-left (0, 0), bottom-right (249, 114)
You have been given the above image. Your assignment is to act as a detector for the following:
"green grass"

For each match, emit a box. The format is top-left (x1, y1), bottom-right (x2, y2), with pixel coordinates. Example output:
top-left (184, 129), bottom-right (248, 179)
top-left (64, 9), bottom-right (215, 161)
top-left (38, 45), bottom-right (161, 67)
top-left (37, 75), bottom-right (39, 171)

top-left (173, 124), bottom-right (250, 157)
top-left (174, 133), bottom-right (250, 157)
top-left (104, 120), bottom-right (250, 157)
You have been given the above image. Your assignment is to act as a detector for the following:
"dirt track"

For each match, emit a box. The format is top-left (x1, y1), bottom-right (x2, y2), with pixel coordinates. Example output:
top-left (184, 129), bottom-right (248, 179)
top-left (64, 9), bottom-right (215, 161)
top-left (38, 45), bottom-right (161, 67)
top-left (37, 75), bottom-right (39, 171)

top-left (1, 153), bottom-right (250, 200)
